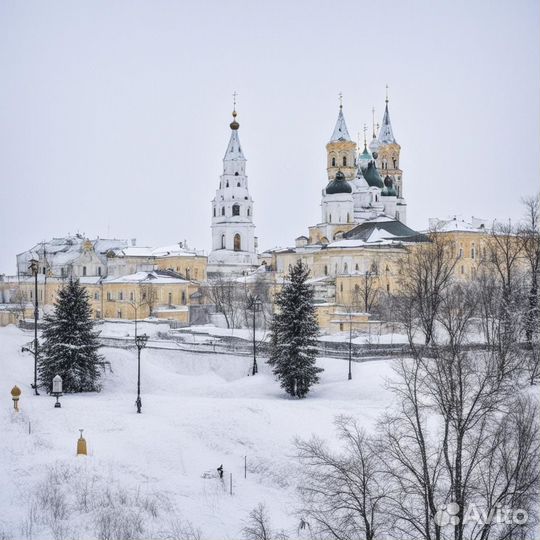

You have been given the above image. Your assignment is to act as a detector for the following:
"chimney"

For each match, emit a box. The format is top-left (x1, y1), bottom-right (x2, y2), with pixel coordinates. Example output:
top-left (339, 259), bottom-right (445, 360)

top-left (131, 238), bottom-right (136, 247)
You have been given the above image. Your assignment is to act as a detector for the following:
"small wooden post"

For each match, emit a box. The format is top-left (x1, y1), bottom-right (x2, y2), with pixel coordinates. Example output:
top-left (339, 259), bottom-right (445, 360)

top-left (244, 455), bottom-right (247, 479)
top-left (229, 473), bottom-right (233, 495)
top-left (77, 429), bottom-right (87, 456)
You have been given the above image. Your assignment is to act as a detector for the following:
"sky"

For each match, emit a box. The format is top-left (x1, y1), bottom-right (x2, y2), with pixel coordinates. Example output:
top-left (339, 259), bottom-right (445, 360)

top-left (0, 0), bottom-right (539, 274)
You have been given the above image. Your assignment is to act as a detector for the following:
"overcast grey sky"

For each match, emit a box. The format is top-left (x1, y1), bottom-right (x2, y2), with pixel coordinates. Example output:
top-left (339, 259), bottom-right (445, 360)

top-left (1, 0), bottom-right (538, 274)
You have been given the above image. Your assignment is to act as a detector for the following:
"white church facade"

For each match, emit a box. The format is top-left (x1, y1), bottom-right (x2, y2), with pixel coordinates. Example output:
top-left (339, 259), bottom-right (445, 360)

top-left (208, 108), bottom-right (258, 276)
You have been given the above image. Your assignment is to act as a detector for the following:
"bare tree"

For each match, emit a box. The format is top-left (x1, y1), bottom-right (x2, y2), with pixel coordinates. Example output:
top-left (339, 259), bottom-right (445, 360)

top-left (10, 287), bottom-right (28, 322)
top-left (296, 417), bottom-right (389, 540)
top-left (379, 279), bottom-right (535, 540)
top-left (394, 232), bottom-right (459, 344)
top-left (242, 503), bottom-right (288, 540)
top-left (204, 275), bottom-right (243, 329)
top-left (139, 281), bottom-right (158, 317)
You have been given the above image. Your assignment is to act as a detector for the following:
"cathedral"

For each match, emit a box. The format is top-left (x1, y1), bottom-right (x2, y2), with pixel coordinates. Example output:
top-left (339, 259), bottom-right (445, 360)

top-left (307, 92), bottom-right (407, 246)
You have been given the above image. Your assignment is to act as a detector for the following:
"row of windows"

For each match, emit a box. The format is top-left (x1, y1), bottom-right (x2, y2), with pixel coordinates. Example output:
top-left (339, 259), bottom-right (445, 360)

top-left (214, 204), bottom-right (251, 217)
top-left (221, 233), bottom-right (242, 251)
top-left (322, 262), bottom-right (384, 276)
top-left (221, 180), bottom-right (243, 189)
top-left (331, 156), bottom-right (351, 167)
top-left (105, 290), bottom-right (187, 304)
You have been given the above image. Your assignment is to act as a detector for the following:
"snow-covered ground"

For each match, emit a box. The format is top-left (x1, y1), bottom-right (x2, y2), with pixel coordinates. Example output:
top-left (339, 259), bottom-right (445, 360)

top-left (0, 325), bottom-right (394, 539)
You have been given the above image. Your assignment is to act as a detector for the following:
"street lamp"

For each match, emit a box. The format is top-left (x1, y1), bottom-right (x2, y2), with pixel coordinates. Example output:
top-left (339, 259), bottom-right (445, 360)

top-left (348, 311), bottom-right (353, 380)
top-left (29, 258), bottom-right (40, 395)
top-left (248, 295), bottom-right (262, 375)
top-left (135, 334), bottom-right (148, 413)
top-left (52, 375), bottom-right (63, 408)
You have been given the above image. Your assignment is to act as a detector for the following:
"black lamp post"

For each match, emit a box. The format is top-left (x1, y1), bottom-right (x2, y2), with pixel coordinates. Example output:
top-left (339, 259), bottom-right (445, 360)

top-left (29, 258), bottom-right (40, 395)
top-left (348, 311), bottom-right (353, 380)
top-left (135, 333), bottom-right (148, 413)
top-left (249, 295), bottom-right (262, 375)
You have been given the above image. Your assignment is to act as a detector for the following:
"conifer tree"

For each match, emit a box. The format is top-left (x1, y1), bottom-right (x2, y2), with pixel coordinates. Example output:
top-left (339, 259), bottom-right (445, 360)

top-left (268, 260), bottom-right (322, 398)
top-left (38, 278), bottom-right (103, 393)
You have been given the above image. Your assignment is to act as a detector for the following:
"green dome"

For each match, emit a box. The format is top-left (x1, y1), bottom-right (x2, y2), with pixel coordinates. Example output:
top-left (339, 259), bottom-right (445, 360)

top-left (382, 175), bottom-right (397, 196)
top-left (363, 161), bottom-right (384, 188)
top-left (359, 144), bottom-right (372, 161)
top-left (325, 170), bottom-right (352, 195)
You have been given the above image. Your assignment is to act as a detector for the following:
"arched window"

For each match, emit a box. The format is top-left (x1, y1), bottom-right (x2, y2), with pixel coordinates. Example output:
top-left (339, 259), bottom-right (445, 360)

top-left (247, 208), bottom-right (250, 216)
top-left (234, 172), bottom-right (239, 176)
top-left (329, 213), bottom-right (332, 222)
top-left (221, 234), bottom-right (225, 249)
top-left (221, 207), bottom-right (225, 216)
top-left (213, 208), bottom-right (216, 217)
top-left (232, 204), bottom-right (240, 216)
top-left (226, 181), bottom-right (229, 187)
top-left (344, 263), bottom-right (348, 273)
top-left (331, 157), bottom-right (336, 167)
top-left (237, 182), bottom-right (241, 187)
top-left (347, 213), bottom-right (350, 222)
top-left (355, 263), bottom-right (359, 271)
top-left (234, 233), bottom-right (241, 251)
top-left (324, 265), bottom-right (328, 276)
top-left (355, 284), bottom-right (360, 293)
top-left (343, 156), bottom-right (347, 166)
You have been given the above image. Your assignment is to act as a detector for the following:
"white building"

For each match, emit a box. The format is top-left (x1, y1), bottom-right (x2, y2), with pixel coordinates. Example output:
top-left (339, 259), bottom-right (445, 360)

top-left (208, 109), bottom-right (258, 275)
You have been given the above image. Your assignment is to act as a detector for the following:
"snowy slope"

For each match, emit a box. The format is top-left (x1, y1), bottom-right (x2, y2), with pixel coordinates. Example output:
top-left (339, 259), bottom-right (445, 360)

top-left (0, 325), bottom-right (393, 539)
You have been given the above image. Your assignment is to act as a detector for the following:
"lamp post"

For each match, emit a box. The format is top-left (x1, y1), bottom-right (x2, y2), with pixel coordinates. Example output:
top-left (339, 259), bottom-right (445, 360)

top-left (348, 311), bottom-right (353, 380)
top-left (52, 375), bottom-right (63, 408)
top-left (249, 295), bottom-right (262, 375)
top-left (29, 258), bottom-right (40, 395)
top-left (135, 334), bottom-right (148, 413)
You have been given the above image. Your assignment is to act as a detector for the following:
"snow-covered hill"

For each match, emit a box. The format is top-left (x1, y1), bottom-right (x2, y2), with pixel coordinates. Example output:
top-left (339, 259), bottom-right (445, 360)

top-left (0, 325), bottom-right (393, 539)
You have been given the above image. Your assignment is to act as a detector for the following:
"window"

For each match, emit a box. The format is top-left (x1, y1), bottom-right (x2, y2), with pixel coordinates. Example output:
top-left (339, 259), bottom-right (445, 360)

top-left (340, 283), bottom-right (343, 292)
top-left (95, 310), bottom-right (101, 319)
top-left (340, 323), bottom-right (344, 331)
top-left (471, 243), bottom-right (476, 259)
top-left (82, 266), bottom-right (87, 277)
top-left (98, 267), bottom-right (102, 276)
top-left (117, 310), bottom-right (122, 319)
top-left (142, 292), bottom-right (147, 300)
top-left (342, 156), bottom-right (347, 166)
top-left (29, 291), bottom-right (33, 299)
top-left (94, 292), bottom-right (99, 300)
top-left (324, 265), bottom-right (328, 276)
top-left (237, 182), bottom-right (241, 187)
top-left (234, 233), bottom-right (241, 251)
top-left (119, 292), bottom-right (123, 301)
top-left (329, 213), bottom-right (332, 222)
top-left (232, 204), bottom-right (240, 216)
top-left (459, 244), bottom-right (464, 258)
top-left (181, 291), bottom-right (186, 305)
top-left (355, 284), bottom-right (360, 294)
top-left (461, 265), bottom-right (465, 274)
top-left (247, 208), bottom-right (250, 216)
top-left (332, 157), bottom-right (336, 167)
top-left (235, 172), bottom-right (239, 176)
top-left (347, 213), bottom-right (350, 222)
top-left (213, 208), bottom-right (216, 217)
top-left (42, 267), bottom-right (46, 275)
top-left (186, 268), bottom-right (190, 279)
top-left (226, 181), bottom-right (229, 187)
top-left (386, 283), bottom-right (390, 293)
top-left (355, 263), bottom-right (359, 271)
top-left (130, 292), bottom-right (134, 301)
top-left (61, 268), bottom-right (65, 277)
top-left (344, 263), bottom-right (348, 273)
top-left (221, 207), bottom-right (225, 216)
top-left (221, 234), bottom-right (226, 249)
top-left (168, 292), bottom-right (172, 306)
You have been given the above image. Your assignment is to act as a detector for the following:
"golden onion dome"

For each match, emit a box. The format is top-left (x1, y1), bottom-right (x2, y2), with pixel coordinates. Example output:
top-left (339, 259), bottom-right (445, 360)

top-left (11, 385), bottom-right (21, 397)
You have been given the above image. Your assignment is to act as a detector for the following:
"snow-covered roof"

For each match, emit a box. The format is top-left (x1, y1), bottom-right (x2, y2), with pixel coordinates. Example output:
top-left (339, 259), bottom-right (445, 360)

top-left (104, 270), bottom-right (189, 285)
top-left (224, 129), bottom-right (245, 161)
top-left (330, 107), bottom-right (352, 142)
top-left (428, 216), bottom-right (488, 233)
top-left (378, 102), bottom-right (396, 145)
top-left (111, 243), bottom-right (204, 259)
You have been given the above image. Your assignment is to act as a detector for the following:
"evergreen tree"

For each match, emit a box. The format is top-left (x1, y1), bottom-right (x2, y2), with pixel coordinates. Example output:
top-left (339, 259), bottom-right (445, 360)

top-left (268, 260), bottom-right (322, 398)
top-left (38, 278), bottom-right (103, 393)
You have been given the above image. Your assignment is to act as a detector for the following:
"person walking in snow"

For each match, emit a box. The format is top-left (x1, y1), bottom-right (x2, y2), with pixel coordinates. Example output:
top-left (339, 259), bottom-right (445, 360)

top-left (217, 464), bottom-right (223, 479)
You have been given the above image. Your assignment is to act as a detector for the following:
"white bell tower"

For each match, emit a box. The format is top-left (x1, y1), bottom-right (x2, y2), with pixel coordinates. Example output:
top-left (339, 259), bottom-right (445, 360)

top-left (208, 104), bottom-right (258, 275)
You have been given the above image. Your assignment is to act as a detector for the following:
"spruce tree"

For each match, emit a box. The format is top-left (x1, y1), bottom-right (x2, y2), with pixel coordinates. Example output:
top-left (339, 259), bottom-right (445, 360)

top-left (38, 278), bottom-right (103, 393)
top-left (268, 260), bottom-right (322, 398)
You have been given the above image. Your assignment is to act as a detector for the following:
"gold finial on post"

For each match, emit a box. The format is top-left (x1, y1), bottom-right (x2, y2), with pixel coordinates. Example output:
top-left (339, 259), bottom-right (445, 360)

top-left (338, 92), bottom-right (343, 109)
top-left (11, 385), bottom-right (21, 412)
top-left (372, 107), bottom-right (376, 138)
top-left (232, 91), bottom-right (238, 113)
top-left (385, 84), bottom-right (389, 104)
top-left (363, 123), bottom-right (368, 147)
top-left (77, 429), bottom-right (87, 456)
